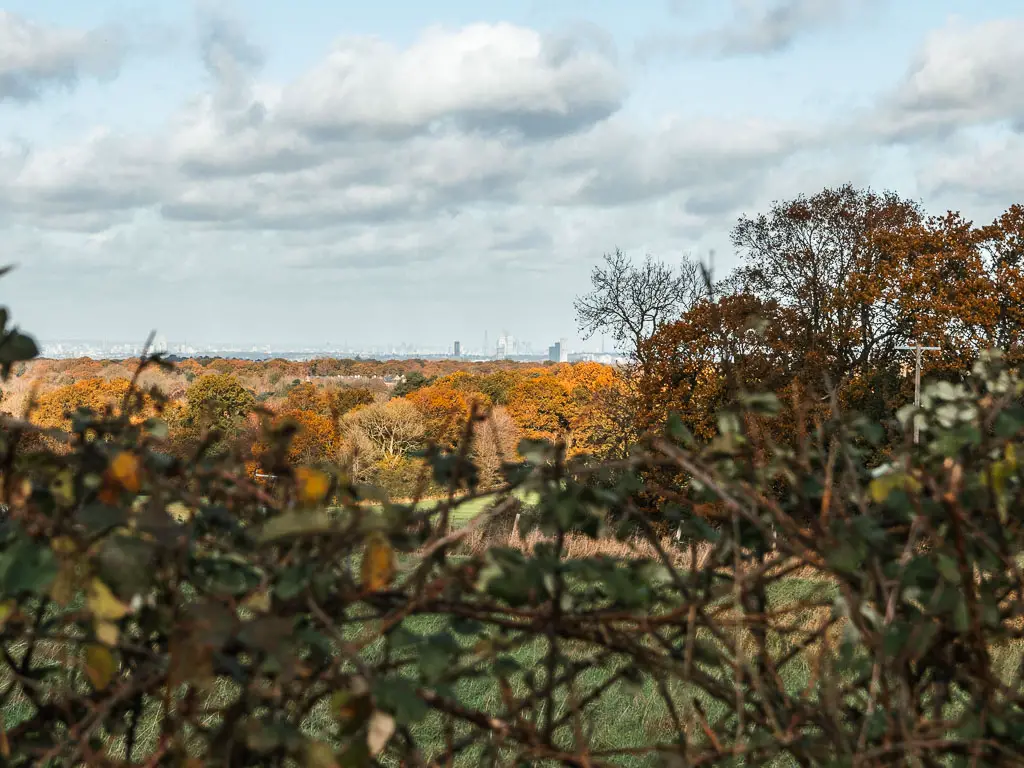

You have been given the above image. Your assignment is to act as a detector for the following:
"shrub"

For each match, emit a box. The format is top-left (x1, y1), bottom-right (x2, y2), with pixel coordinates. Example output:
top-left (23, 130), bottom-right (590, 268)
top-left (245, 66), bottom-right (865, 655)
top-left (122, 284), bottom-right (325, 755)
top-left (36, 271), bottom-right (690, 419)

top-left (3, 287), bottom-right (1024, 765)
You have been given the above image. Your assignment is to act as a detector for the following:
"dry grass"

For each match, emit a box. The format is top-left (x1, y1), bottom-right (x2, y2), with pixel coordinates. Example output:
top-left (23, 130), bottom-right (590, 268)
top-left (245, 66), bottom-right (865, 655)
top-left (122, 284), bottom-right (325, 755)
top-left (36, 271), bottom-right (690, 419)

top-left (460, 526), bottom-right (717, 569)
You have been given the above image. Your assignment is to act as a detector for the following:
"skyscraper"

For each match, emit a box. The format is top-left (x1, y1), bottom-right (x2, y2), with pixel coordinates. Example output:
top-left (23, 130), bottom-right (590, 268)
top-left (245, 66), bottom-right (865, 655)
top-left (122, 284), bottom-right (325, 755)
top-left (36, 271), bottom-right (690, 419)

top-left (453, 341), bottom-right (461, 357)
top-left (549, 340), bottom-right (568, 363)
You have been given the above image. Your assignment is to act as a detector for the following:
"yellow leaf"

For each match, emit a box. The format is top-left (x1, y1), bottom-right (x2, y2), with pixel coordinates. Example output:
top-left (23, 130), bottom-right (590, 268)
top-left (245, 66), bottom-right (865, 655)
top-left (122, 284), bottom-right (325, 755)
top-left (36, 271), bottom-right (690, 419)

top-left (51, 536), bottom-right (77, 556)
top-left (295, 467), bottom-right (330, 506)
top-left (0, 601), bottom-right (16, 629)
top-left (49, 567), bottom-right (77, 607)
top-left (50, 470), bottom-right (75, 508)
top-left (305, 741), bottom-right (339, 768)
top-left (166, 501), bottom-right (193, 522)
top-left (241, 589), bottom-right (271, 613)
top-left (361, 532), bottom-right (395, 592)
top-left (868, 471), bottom-right (919, 503)
top-left (95, 620), bottom-right (119, 646)
top-left (84, 644), bottom-right (116, 690)
top-left (109, 451), bottom-right (142, 493)
top-left (87, 578), bottom-right (130, 622)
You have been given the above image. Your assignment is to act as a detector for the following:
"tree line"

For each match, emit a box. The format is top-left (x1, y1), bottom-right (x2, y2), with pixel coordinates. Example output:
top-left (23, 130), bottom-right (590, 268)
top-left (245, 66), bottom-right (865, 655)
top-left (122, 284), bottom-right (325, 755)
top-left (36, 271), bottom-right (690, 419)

top-left (577, 183), bottom-right (1024, 453)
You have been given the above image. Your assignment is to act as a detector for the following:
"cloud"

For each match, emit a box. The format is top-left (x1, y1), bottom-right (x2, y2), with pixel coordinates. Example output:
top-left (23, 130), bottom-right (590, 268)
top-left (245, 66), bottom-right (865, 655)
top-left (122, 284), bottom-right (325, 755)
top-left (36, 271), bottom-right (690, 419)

top-left (868, 17), bottom-right (1024, 141)
top-left (917, 130), bottom-right (1024, 206)
top-left (0, 11), bottom-right (126, 102)
top-left (643, 0), bottom-right (875, 60)
top-left (0, 130), bottom-right (170, 232)
top-left (278, 23), bottom-right (626, 141)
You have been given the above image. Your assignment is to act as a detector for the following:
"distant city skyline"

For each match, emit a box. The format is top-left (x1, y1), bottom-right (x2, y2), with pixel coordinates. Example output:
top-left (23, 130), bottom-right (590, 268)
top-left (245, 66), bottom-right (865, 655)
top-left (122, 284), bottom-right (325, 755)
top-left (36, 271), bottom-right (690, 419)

top-left (35, 333), bottom-right (624, 362)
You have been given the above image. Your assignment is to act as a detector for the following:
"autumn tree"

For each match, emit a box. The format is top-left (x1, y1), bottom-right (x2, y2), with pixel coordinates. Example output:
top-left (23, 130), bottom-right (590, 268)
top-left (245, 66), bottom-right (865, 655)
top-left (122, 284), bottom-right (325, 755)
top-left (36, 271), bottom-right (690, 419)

top-left (405, 383), bottom-right (490, 450)
top-left (506, 375), bottom-right (572, 446)
top-left (638, 293), bottom-right (801, 441)
top-left (324, 386), bottom-right (376, 421)
top-left (972, 204), bottom-right (1024, 362)
top-left (339, 399), bottom-right (425, 484)
top-left (283, 381), bottom-right (323, 412)
top-left (574, 249), bottom-right (702, 373)
top-left (176, 373), bottom-right (256, 455)
top-left (730, 183), bottom-right (926, 398)
top-left (279, 409), bottom-right (338, 466)
top-left (551, 362), bottom-right (627, 458)
top-left (29, 378), bottom-right (137, 440)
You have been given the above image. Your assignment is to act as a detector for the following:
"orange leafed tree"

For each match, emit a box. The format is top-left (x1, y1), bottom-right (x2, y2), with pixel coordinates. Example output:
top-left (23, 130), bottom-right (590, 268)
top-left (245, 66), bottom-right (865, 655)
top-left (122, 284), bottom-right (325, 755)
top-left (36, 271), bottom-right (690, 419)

top-left (405, 383), bottom-right (490, 450)
top-left (506, 375), bottom-right (572, 447)
top-left (31, 377), bottom-right (136, 430)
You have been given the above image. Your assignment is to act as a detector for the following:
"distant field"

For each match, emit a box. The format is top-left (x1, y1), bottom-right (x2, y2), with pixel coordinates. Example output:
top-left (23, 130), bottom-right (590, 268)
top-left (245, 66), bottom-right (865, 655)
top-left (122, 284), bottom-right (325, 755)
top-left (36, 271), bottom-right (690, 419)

top-left (362, 487), bottom-right (539, 527)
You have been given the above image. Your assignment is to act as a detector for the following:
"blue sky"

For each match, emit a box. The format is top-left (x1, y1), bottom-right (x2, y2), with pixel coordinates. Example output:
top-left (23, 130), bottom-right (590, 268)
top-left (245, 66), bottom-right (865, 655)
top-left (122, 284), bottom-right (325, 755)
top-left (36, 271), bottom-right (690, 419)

top-left (1, 0), bottom-right (1022, 350)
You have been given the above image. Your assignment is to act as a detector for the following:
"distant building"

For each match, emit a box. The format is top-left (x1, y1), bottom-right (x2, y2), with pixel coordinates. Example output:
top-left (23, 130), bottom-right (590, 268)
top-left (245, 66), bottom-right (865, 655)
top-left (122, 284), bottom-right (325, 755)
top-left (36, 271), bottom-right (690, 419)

top-left (496, 333), bottom-right (517, 358)
top-left (568, 351), bottom-right (628, 366)
top-left (548, 341), bottom-right (568, 363)
top-left (453, 341), bottom-right (461, 357)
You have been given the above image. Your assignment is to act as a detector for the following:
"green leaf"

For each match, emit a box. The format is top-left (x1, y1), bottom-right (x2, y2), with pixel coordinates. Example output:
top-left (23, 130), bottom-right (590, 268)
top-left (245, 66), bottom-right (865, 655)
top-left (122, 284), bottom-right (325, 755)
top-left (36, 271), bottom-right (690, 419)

top-left (0, 329), bottom-right (39, 378)
top-left (258, 511), bottom-right (334, 543)
top-left (936, 554), bottom-right (960, 584)
top-left (667, 412), bottom-right (694, 445)
top-left (0, 536), bottom-right (58, 597)
top-left (827, 540), bottom-right (864, 575)
top-left (75, 504), bottom-right (129, 537)
top-left (275, 564), bottom-right (313, 600)
top-left (995, 405), bottom-right (1024, 438)
top-left (739, 391), bottom-right (780, 416)
top-left (372, 677), bottom-right (428, 725)
top-left (95, 535), bottom-right (156, 600)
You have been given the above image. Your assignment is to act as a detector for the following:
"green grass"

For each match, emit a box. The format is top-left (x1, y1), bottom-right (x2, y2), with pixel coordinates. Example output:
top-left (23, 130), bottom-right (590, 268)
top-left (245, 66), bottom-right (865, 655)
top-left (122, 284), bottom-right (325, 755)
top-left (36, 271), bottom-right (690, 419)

top-left (363, 487), bottom-right (539, 527)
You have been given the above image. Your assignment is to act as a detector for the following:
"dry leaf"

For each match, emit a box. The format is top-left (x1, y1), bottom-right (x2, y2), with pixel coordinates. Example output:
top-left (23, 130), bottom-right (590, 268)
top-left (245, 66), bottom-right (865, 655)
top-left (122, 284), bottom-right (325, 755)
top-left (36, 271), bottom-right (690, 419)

top-left (95, 620), bottom-right (119, 646)
top-left (87, 578), bottom-right (130, 622)
top-left (367, 711), bottom-right (396, 756)
top-left (241, 589), bottom-right (271, 613)
top-left (0, 601), bottom-right (15, 630)
top-left (295, 467), bottom-right (330, 506)
top-left (108, 451), bottom-right (142, 493)
top-left (84, 644), bottom-right (116, 690)
top-left (361, 532), bottom-right (395, 592)
top-left (50, 470), bottom-right (75, 508)
top-left (166, 501), bottom-right (193, 522)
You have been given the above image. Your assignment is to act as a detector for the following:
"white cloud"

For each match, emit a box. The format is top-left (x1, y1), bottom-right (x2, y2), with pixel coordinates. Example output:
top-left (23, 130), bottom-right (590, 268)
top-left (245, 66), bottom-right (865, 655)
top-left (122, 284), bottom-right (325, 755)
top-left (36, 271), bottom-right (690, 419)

top-left (918, 130), bottom-right (1024, 205)
top-left (0, 11), bottom-right (125, 101)
top-left (278, 23), bottom-right (626, 140)
top-left (641, 0), bottom-right (878, 60)
top-left (870, 17), bottom-right (1024, 140)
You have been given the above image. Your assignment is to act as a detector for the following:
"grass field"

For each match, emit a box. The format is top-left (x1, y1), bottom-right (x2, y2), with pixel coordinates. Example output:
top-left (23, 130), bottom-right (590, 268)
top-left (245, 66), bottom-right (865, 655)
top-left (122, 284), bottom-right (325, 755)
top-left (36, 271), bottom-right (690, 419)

top-left (365, 487), bottom-right (539, 528)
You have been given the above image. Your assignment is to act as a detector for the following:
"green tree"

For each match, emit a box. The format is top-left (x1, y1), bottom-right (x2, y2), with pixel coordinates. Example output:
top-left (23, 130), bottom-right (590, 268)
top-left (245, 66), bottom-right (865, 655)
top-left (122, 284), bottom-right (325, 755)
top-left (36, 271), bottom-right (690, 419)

top-left (392, 371), bottom-right (432, 398)
top-left (178, 373), bottom-right (256, 455)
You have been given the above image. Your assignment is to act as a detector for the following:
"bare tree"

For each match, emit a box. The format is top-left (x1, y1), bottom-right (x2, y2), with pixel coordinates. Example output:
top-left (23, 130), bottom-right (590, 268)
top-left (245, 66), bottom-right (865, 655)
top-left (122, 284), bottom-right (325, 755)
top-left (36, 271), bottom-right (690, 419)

top-left (471, 406), bottom-right (520, 489)
top-left (339, 399), bottom-right (425, 480)
top-left (574, 249), bottom-right (702, 372)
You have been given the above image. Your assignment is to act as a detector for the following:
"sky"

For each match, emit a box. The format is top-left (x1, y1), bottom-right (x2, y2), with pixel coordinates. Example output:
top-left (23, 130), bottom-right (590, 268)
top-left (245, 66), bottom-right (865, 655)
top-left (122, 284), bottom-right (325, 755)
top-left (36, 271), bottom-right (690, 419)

top-left (1, 0), bottom-right (1023, 350)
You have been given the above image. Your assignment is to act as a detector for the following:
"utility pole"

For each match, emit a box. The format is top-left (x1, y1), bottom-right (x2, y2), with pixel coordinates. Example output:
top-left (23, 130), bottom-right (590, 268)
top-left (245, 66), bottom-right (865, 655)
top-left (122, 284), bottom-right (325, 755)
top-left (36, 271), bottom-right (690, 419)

top-left (896, 343), bottom-right (941, 443)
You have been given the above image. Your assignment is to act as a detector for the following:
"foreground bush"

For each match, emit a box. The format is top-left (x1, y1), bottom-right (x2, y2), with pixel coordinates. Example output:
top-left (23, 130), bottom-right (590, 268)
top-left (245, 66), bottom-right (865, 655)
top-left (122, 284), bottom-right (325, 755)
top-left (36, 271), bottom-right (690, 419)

top-left (2, 295), bottom-right (1024, 765)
